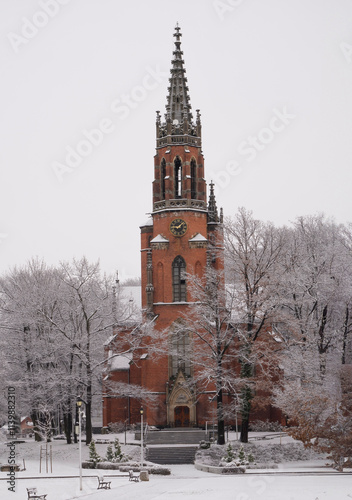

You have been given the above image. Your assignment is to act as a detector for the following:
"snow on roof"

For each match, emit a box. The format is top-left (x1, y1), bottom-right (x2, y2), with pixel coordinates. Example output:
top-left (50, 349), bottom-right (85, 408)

top-left (21, 417), bottom-right (32, 422)
top-left (188, 233), bottom-right (207, 242)
top-left (140, 217), bottom-right (153, 227)
top-left (110, 352), bottom-right (133, 371)
top-left (151, 234), bottom-right (169, 243)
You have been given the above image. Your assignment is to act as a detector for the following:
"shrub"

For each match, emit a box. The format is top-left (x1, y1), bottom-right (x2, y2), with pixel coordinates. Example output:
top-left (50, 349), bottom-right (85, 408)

top-left (88, 440), bottom-right (101, 469)
top-left (199, 440), bottom-right (211, 449)
top-left (105, 445), bottom-right (114, 462)
top-left (222, 443), bottom-right (236, 463)
top-left (237, 445), bottom-right (247, 465)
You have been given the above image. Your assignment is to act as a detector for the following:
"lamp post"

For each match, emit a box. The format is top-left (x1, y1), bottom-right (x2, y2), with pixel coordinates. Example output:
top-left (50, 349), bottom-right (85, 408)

top-left (76, 398), bottom-right (83, 491)
top-left (140, 407), bottom-right (144, 468)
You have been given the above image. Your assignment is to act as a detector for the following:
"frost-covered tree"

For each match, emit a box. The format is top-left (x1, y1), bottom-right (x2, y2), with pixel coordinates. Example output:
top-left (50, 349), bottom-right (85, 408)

top-left (274, 215), bottom-right (352, 466)
top-left (173, 264), bottom-right (239, 445)
top-left (40, 257), bottom-right (119, 445)
top-left (0, 259), bottom-right (65, 441)
top-left (224, 208), bottom-right (287, 442)
top-left (0, 257), bottom-right (139, 445)
top-left (280, 215), bottom-right (350, 370)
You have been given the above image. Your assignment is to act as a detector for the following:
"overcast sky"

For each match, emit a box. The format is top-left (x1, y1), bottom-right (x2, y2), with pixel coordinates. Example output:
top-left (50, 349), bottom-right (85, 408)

top-left (1, 0), bottom-right (352, 280)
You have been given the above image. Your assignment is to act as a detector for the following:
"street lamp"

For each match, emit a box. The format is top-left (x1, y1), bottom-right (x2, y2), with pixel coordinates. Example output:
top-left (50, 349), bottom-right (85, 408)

top-left (140, 407), bottom-right (144, 468)
top-left (76, 398), bottom-right (83, 491)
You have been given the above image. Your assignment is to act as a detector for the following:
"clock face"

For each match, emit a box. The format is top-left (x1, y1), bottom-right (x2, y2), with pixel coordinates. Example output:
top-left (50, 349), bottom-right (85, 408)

top-left (170, 218), bottom-right (188, 237)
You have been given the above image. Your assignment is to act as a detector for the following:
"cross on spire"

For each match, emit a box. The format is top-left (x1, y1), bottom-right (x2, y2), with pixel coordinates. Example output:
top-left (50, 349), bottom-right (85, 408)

top-left (167, 24), bottom-right (192, 125)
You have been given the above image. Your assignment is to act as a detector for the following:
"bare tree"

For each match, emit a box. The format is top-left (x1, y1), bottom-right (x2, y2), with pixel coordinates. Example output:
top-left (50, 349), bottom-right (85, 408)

top-left (280, 215), bottom-right (349, 372)
top-left (177, 265), bottom-right (239, 445)
top-left (40, 258), bottom-right (118, 445)
top-left (0, 259), bottom-right (65, 441)
top-left (224, 208), bottom-right (287, 442)
top-left (274, 215), bottom-right (352, 465)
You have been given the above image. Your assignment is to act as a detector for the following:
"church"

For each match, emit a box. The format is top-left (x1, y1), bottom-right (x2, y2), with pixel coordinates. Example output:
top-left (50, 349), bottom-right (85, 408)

top-left (102, 26), bottom-right (277, 430)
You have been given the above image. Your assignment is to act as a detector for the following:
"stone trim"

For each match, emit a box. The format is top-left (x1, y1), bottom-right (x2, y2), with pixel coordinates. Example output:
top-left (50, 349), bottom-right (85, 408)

top-left (154, 198), bottom-right (206, 212)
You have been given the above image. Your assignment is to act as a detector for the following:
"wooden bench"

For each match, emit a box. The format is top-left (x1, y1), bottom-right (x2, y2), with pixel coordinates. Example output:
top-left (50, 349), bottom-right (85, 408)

top-left (97, 476), bottom-right (111, 489)
top-left (129, 469), bottom-right (139, 482)
top-left (26, 488), bottom-right (47, 500)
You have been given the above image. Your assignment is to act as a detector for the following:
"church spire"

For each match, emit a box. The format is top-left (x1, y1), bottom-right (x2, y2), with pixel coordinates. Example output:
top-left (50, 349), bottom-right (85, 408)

top-left (156, 24), bottom-right (202, 149)
top-left (166, 23), bottom-right (193, 125)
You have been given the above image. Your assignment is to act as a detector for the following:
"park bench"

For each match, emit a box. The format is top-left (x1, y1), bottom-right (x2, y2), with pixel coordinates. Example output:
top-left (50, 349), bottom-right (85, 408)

top-left (95, 438), bottom-right (111, 444)
top-left (97, 476), bottom-right (111, 489)
top-left (129, 469), bottom-right (139, 482)
top-left (26, 487), bottom-right (47, 500)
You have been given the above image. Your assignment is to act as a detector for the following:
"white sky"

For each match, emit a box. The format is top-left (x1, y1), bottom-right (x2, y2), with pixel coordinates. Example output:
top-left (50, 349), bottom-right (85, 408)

top-left (1, 0), bottom-right (352, 280)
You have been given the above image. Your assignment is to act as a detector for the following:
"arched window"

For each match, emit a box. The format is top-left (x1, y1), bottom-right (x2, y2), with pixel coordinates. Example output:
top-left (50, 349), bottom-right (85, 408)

top-left (191, 158), bottom-right (196, 199)
top-left (170, 329), bottom-right (191, 377)
top-left (172, 256), bottom-right (186, 302)
top-left (174, 157), bottom-right (182, 199)
top-left (161, 158), bottom-right (166, 200)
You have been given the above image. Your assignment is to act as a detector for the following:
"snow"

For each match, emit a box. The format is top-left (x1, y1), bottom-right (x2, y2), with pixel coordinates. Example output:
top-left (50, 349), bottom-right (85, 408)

top-left (188, 233), bottom-right (207, 242)
top-left (109, 352), bottom-right (133, 371)
top-left (141, 218), bottom-right (153, 227)
top-left (1, 434), bottom-right (351, 500)
top-left (150, 234), bottom-right (169, 243)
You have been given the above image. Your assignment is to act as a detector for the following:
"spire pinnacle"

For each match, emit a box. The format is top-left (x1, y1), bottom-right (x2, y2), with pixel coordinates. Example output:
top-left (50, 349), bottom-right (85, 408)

top-left (208, 181), bottom-right (219, 223)
top-left (156, 25), bottom-right (201, 149)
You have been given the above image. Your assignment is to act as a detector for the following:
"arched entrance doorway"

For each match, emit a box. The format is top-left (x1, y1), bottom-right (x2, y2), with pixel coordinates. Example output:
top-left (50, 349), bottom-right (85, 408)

top-left (167, 371), bottom-right (196, 427)
top-left (174, 406), bottom-right (190, 427)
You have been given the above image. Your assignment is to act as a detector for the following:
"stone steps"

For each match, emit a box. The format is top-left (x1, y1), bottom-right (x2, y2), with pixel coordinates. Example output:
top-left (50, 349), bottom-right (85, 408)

top-left (147, 446), bottom-right (198, 464)
top-left (145, 429), bottom-right (206, 445)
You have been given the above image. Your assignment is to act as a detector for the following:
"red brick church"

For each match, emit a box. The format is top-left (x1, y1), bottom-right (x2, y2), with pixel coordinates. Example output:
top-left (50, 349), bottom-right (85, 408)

top-left (103, 26), bottom-right (280, 430)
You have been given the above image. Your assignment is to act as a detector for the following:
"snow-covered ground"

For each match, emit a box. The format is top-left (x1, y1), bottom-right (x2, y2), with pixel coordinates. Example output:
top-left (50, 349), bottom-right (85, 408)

top-left (0, 433), bottom-right (351, 500)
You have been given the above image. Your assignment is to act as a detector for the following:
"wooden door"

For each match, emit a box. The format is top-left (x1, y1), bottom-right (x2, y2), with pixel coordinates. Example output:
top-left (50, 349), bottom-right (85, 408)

top-left (174, 406), bottom-right (190, 427)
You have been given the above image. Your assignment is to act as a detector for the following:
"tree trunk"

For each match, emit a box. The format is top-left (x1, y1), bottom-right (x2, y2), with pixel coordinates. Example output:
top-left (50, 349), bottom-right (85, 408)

top-left (63, 410), bottom-right (72, 444)
top-left (240, 417), bottom-right (249, 443)
top-left (240, 384), bottom-right (252, 443)
top-left (85, 378), bottom-right (92, 445)
top-left (85, 400), bottom-right (92, 445)
top-left (217, 389), bottom-right (225, 445)
top-left (31, 411), bottom-right (43, 442)
top-left (240, 335), bottom-right (253, 444)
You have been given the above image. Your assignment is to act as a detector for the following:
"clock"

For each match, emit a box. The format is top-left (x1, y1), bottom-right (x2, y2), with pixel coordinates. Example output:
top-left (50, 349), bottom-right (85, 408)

top-left (170, 218), bottom-right (188, 237)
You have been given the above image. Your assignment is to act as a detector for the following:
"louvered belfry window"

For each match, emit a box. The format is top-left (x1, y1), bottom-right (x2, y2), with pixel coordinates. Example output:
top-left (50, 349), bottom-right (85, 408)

top-left (174, 157), bottom-right (182, 198)
top-left (191, 158), bottom-right (196, 199)
top-left (161, 158), bottom-right (166, 199)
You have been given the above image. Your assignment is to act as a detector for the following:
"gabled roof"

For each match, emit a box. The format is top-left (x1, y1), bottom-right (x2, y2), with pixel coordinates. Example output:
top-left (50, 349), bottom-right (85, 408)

top-left (188, 233), bottom-right (207, 242)
top-left (151, 234), bottom-right (169, 243)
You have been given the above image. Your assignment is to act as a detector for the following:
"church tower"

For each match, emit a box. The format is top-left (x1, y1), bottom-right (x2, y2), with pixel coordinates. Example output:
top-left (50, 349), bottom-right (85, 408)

top-left (139, 24), bottom-right (223, 427)
top-left (103, 25), bottom-right (224, 429)
top-left (103, 26), bottom-right (284, 431)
